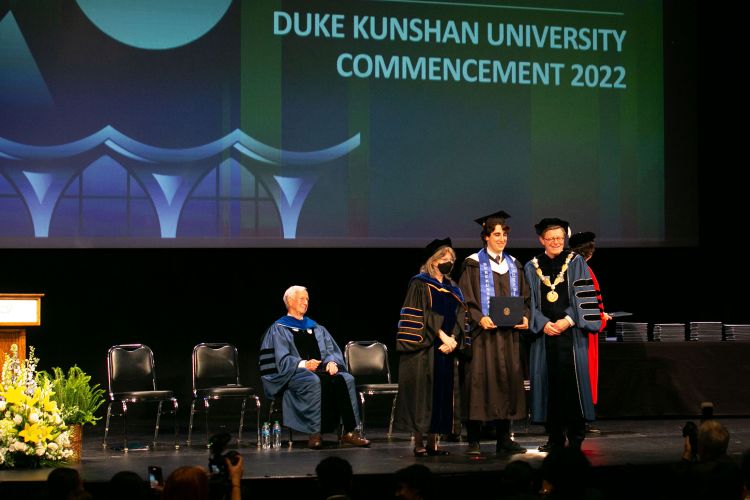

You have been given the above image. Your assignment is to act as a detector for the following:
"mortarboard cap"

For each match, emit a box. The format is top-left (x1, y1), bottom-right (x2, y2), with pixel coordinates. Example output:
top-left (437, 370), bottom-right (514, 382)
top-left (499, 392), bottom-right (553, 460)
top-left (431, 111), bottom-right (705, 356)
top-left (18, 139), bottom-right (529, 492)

top-left (474, 210), bottom-right (511, 228)
top-left (569, 231), bottom-right (596, 249)
top-left (534, 217), bottom-right (570, 236)
top-left (424, 237), bottom-right (452, 260)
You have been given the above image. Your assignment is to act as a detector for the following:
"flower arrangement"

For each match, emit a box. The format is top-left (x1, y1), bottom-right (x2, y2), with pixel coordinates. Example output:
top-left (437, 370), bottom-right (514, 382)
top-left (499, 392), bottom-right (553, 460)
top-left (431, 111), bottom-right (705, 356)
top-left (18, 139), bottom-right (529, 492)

top-left (0, 345), bottom-right (73, 468)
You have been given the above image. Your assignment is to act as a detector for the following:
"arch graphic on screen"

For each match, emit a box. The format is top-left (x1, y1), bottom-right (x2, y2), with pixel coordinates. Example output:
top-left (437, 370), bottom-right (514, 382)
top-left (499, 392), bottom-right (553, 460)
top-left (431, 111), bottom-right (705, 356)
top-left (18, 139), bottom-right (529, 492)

top-left (0, 127), bottom-right (361, 239)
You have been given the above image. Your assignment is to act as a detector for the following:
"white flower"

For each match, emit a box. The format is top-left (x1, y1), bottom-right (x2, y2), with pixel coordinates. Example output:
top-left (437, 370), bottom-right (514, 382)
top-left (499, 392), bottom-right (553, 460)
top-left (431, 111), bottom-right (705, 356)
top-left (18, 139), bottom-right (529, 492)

top-left (35, 446), bottom-right (46, 456)
top-left (47, 442), bottom-right (59, 452)
top-left (54, 414), bottom-right (62, 425)
top-left (28, 412), bottom-right (40, 423)
top-left (56, 433), bottom-right (70, 446)
top-left (0, 400), bottom-right (6, 411)
top-left (13, 414), bottom-right (22, 425)
top-left (13, 441), bottom-right (27, 452)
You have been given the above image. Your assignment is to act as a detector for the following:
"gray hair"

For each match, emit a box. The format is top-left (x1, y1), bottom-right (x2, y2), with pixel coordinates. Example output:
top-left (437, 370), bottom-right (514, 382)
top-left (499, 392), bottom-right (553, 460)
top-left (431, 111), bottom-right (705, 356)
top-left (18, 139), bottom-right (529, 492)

top-left (283, 285), bottom-right (307, 308)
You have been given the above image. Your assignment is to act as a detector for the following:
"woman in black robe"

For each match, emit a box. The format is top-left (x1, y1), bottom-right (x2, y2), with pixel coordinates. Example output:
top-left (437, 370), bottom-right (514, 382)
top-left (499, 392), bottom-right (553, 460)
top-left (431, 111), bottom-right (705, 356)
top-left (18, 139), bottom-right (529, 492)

top-left (394, 238), bottom-right (467, 456)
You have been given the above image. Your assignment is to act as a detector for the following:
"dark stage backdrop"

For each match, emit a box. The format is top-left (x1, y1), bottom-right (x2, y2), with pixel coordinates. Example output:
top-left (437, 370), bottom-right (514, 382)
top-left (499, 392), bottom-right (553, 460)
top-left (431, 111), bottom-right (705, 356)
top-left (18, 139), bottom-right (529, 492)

top-left (0, 0), bottom-right (691, 248)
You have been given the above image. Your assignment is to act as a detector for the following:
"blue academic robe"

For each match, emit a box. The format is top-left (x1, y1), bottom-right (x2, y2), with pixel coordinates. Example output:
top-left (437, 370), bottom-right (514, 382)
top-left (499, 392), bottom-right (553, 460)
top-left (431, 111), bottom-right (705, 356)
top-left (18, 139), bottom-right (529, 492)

top-left (523, 254), bottom-right (602, 423)
top-left (258, 317), bottom-right (360, 434)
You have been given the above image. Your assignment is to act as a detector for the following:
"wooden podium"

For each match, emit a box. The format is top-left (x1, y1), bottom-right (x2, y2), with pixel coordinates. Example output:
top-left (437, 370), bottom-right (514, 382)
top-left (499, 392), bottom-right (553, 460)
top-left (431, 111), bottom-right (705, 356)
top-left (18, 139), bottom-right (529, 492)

top-left (0, 293), bottom-right (44, 361)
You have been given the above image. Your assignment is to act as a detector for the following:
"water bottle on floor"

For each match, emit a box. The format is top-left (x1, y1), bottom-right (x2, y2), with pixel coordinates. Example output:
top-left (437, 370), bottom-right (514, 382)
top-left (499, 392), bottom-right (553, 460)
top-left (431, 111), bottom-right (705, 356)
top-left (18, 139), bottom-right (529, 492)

top-left (261, 422), bottom-right (271, 450)
top-left (272, 420), bottom-right (281, 449)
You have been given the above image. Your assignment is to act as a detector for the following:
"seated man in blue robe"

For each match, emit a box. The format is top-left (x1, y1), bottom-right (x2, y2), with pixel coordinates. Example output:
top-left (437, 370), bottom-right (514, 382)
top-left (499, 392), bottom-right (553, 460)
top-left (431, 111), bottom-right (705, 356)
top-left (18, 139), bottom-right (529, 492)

top-left (259, 285), bottom-right (370, 449)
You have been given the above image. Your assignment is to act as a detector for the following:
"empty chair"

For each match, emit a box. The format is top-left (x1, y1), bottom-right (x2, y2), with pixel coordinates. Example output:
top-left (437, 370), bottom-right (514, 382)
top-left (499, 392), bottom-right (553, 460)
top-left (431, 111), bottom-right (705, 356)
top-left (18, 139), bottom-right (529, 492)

top-left (344, 340), bottom-right (398, 438)
top-left (103, 344), bottom-right (179, 451)
top-left (187, 343), bottom-right (261, 447)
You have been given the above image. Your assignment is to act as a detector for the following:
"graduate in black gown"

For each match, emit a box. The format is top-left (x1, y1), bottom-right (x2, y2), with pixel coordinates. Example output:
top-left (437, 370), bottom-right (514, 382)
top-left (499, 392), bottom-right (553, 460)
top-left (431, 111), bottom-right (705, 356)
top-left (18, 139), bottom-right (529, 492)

top-left (458, 210), bottom-right (529, 456)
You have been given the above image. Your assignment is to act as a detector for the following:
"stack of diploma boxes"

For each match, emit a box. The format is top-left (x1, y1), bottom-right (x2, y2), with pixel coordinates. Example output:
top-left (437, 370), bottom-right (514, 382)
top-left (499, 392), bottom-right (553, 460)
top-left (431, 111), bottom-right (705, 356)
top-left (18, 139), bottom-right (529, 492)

top-left (723, 324), bottom-right (750, 341)
top-left (602, 322), bottom-right (750, 341)
top-left (688, 322), bottom-right (723, 341)
top-left (651, 323), bottom-right (686, 342)
top-left (615, 322), bottom-right (648, 342)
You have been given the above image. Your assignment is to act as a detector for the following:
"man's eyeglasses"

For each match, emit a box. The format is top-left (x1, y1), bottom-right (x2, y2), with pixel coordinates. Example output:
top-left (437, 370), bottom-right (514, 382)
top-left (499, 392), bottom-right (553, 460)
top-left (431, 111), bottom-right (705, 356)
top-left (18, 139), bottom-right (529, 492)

top-left (543, 237), bottom-right (564, 242)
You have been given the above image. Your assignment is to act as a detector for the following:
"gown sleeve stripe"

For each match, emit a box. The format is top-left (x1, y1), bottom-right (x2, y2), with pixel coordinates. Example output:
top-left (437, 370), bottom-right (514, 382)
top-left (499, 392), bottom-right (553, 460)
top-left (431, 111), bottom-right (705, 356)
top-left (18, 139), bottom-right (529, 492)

top-left (398, 320), bottom-right (424, 330)
top-left (259, 348), bottom-right (277, 375)
top-left (397, 331), bottom-right (423, 343)
top-left (401, 307), bottom-right (423, 316)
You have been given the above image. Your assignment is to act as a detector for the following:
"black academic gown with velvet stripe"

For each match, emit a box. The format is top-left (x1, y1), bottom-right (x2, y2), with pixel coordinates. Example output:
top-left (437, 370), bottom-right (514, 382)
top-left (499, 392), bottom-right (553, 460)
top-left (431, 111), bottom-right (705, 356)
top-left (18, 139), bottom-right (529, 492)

top-left (394, 273), bottom-right (467, 435)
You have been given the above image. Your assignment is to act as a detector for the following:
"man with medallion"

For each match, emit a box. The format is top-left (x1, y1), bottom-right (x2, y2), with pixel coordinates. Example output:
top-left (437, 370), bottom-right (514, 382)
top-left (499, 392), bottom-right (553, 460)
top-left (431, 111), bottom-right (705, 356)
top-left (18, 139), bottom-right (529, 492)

top-left (524, 218), bottom-right (602, 452)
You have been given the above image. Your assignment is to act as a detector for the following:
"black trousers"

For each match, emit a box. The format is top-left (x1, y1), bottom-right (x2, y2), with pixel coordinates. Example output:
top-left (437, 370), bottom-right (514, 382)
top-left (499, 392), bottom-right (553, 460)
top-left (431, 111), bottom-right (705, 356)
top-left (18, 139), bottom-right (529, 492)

top-left (545, 333), bottom-right (586, 446)
top-left (317, 373), bottom-right (356, 433)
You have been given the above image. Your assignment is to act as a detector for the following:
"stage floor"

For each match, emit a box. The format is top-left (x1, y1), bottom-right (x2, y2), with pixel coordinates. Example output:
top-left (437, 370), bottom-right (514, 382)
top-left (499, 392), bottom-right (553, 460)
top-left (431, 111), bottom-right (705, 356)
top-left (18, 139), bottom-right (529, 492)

top-left (2, 418), bottom-right (749, 498)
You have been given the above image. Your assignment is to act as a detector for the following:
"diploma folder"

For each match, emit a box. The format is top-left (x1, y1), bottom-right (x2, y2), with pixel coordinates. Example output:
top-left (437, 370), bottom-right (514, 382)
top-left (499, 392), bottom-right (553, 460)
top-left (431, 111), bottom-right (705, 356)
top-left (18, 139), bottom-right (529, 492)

top-left (489, 296), bottom-right (525, 327)
top-left (608, 311), bottom-right (633, 318)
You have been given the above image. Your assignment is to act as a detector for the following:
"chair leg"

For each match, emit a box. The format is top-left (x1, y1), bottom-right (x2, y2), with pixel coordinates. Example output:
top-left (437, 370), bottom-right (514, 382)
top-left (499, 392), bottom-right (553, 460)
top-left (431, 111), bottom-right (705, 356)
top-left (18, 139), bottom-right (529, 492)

top-left (268, 399), bottom-right (278, 448)
top-left (254, 396), bottom-right (261, 448)
top-left (122, 401), bottom-right (129, 452)
top-left (237, 398), bottom-right (247, 446)
top-left (388, 394), bottom-right (398, 438)
top-left (173, 399), bottom-right (180, 450)
top-left (203, 399), bottom-right (210, 448)
top-left (103, 402), bottom-right (113, 449)
top-left (358, 391), bottom-right (366, 437)
top-left (187, 400), bottom-right (197, 446)
top-left (153, 401), bottom-right (163, 449)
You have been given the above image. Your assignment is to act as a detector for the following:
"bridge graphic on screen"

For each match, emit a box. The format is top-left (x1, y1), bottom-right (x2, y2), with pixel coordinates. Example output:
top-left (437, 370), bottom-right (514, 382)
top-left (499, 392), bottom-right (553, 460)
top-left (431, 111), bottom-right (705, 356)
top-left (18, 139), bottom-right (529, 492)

top-left (0, 126), bottom-right (360, 240)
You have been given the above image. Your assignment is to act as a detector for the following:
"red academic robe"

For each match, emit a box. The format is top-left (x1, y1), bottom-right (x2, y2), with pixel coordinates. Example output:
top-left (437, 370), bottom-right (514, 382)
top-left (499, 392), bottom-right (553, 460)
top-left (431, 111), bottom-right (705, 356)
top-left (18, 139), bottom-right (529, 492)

top-left (588, 267), bottom-right (607, 405)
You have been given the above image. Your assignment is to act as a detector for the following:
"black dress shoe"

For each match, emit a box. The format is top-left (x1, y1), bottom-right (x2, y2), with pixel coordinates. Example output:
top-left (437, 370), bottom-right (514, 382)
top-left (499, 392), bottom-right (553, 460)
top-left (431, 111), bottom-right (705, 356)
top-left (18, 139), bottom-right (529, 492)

top-left (538, 442), bottom-right (560, 453)
top-left (496, 439), bottom-right (527, 455)
top-left (426, 447), bottom-right (450, 456)
top-left (465, 442), bottom-right (481, 455)
top-left (586, 423), bottom-right (601, 434)
top-left (413, 447), bottom-right (428, 457)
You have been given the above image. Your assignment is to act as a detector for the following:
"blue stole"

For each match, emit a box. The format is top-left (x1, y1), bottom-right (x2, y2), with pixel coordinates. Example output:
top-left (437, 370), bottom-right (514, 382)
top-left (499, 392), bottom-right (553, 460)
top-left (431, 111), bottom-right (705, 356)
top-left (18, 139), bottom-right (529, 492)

top-left (478, 248), bottom-right (519, 316)
top-left (276, 315), bottom-right (317, 330)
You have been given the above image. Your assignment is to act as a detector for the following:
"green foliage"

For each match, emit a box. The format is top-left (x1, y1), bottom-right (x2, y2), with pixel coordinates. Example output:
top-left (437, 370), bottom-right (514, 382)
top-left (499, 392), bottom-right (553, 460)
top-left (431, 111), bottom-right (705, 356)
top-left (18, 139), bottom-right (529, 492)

top-left (37, 366), bottom-right (106, 427)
